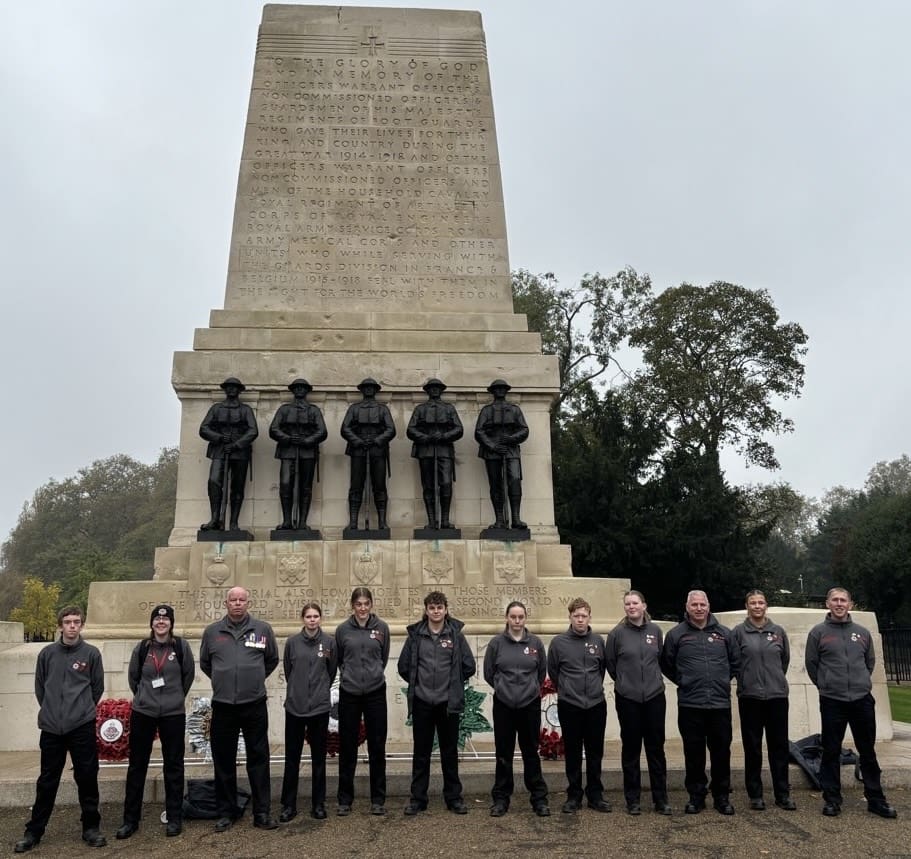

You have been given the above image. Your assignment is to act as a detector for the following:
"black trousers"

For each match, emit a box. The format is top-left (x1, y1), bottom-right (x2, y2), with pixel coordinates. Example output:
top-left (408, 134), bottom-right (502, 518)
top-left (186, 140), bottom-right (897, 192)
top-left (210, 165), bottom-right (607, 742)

top-left (738, 696), bottom-right (790, 801)
top-left (615, 693), bottom-right (668, 805)
top-left (25, 720), bottom-right (100, 838)
top-left (557, 699), bottom-right (606, 803)
top-left (210, 698), bottom-right (271, 818)
top-left (491, 697), bottom-right (548, 808)
top-left (677, 705), bottom-right (732, 801)
top-left (409, 697), bottom-right (462, 806)
top-left (337, 686), bottom-right (387, 806)
top-left (122, 710), bottom-right (186, 825)
top-left (280, 712), bottom-right (329, 811)
top-left (347, 454), bottom-right (388, 503)
top-left (819, 694), bottom-right (885, 804)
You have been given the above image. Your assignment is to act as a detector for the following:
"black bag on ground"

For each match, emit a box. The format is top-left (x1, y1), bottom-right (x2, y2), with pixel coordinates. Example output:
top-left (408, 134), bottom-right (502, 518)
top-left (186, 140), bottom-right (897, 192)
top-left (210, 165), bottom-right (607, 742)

top-left (788, 733), bottom-right (860, 790)
top-left (182, 779), bottom-right (251, 820)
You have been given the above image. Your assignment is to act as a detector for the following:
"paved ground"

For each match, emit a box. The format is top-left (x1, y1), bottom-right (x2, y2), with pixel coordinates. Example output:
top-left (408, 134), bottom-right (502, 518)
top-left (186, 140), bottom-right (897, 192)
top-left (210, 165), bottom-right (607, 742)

top-left (2, 791), bottom-right (910, 859)
top-left (4, 725), bottom-right (911, 857)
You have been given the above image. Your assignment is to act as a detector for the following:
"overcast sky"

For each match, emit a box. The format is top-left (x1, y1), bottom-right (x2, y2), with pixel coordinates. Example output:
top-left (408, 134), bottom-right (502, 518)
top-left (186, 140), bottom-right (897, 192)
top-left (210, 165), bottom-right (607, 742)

top-left (2, 0), bottom-right (910, 546)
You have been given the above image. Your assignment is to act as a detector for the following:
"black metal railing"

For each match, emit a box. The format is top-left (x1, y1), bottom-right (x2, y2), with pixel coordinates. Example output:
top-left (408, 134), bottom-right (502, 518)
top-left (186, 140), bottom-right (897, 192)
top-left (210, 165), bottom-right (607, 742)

top-left (882, 628), bottom-right (911, 683)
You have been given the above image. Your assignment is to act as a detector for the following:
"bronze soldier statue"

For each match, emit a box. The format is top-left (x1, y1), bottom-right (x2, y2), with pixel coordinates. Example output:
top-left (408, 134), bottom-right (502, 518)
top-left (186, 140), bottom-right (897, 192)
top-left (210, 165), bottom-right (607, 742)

top-left (406, 378), bottom-right (463, 530)
top-left (199, 378), bottom-right (258, 532)
top-left (269, 379), bottom-right (327, 531)
top-left (340, 378), bottom-right (396, 531)
top-left (475, 379), bottom-right (529, 530)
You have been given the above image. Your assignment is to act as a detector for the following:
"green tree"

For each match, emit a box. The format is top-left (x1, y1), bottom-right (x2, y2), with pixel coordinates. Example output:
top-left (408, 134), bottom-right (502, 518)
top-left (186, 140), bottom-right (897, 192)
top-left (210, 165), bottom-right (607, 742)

top-left (512, 268), bottom-right (653, 417)
top-left (9, 576), bottom-right (60, 641)
top-left (629, 282), bottom-right (808, 470)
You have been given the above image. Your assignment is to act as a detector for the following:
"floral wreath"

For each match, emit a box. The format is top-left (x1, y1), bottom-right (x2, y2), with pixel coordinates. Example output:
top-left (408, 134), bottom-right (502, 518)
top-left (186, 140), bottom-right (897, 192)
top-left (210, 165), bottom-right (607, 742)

top-left (539, 677), bottom-right (564, 760)
top-left (96, 699), bottom-right (132, 761)
top-left (187, 696), bottom-right (246, 761)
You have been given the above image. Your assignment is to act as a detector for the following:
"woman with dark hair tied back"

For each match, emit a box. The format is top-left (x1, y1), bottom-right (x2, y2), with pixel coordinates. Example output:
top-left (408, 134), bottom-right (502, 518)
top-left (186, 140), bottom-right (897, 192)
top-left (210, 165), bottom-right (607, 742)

top-left (732, 589), bottom-right (795, 811)
top-left (483, 601), bottom-right (550, 817)
top-left (334, 587), bottom-right (390, 816)
top-left (279, 602), bottom-right (337, 823)
top-left (605, 590), bottom-right (671, 816)
top-left (117, 605), bottom-right (195, 840)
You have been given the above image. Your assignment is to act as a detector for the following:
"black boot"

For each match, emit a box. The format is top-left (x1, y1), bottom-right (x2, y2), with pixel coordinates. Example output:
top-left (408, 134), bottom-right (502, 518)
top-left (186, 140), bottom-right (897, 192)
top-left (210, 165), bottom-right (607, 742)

top-left (200, 490), bottom-right (223, 531)
top-left (298, 492), bottom-right (312, 530)
top-left (508, 495), bottom-right (527, 529)
top-left (228, 496), bottom-right (243, 532)
top-left (423, 494), bottom-right (438, 529)
top-left (348, 500), bottom-right (361, 531)
top-left (276, 493), bottom-right (294, 530)
top-left (490, 502), bottom-right (507, 529)
top-left (439, 494), bottom-right (454, 529)
top-left (376, 502), bottom-right (388, 530)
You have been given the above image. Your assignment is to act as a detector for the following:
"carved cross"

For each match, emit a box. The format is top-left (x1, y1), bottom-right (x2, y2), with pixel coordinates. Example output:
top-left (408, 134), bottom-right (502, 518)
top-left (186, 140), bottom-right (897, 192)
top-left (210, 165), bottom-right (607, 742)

top-left (361, 33), bottom-right (385, 55)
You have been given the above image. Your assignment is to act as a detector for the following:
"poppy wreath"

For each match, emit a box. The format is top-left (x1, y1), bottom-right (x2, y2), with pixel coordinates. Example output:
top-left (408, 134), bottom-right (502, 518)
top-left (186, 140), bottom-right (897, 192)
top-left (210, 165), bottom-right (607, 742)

top-left (96, 698), bottom-right (132, 760)
top-left (538, 677), bottom-right (564, 759)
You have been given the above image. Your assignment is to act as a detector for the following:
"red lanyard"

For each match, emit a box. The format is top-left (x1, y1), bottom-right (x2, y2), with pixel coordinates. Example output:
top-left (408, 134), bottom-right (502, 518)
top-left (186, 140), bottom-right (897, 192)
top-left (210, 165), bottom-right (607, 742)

top-left (149, 647), bottom-right (171, 676)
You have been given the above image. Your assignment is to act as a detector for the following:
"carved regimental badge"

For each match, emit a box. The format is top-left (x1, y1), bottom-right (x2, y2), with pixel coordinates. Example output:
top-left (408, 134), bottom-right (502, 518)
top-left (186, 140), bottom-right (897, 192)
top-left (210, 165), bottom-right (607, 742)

top-left (352, 550), bottom-right (381, 585)
top-left (493, 552), bottom-right (526, 585)
top-left (422, 550), bottom-right (454, 586)
top-left (277, 553), bottom-right (309, 586)
top-left (205, 554), bottom-right (231, 587)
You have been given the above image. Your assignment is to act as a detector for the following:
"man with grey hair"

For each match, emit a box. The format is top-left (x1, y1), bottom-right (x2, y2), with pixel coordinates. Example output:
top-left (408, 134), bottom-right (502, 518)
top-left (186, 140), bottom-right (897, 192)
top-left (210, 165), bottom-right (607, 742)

top-left (660, 590), bottom-right (738, 815)
top-left (200, 586), bottom-right (279, 832)
top-left (806, 586), bottom-right (897, 818)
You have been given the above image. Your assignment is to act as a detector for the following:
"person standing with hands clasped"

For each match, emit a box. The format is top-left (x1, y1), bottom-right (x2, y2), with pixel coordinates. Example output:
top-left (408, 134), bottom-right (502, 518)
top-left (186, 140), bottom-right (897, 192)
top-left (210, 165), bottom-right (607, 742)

top-left (484, 601), bottom-right (550, 818)
top-left (806, 587), bottom-right (898, 819)
top-left (547, 597), bottom-right (611, 815)
top-left (606, 590), bottom-right (671, 816)
top-left (731, 590), bottom-right (795, 812)
top-left (398, 591), bottom-right (476, 815)
top-left (335, 587), bottom-right (391, 816)
top-left (15, 606), bottom-right (107, 853)
top-left (280, 602), bottom-right (337, 822)
top-left (117, 605), bottom-right (195, 839)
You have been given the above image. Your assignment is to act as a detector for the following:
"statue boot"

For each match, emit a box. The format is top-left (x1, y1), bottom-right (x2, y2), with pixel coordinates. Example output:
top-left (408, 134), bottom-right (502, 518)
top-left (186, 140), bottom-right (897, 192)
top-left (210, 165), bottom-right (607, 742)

top-left (347, 500), bottom-right (361, 531)
top-left (298, 491), bottom-right (312, 530)
top-left (376, 502), bottom-right (388, 530)
top-left (201, 489), bottom-right (224, 531)
top-left (439, 494), bottom-right (455, 530)
top-left (509, 495), bottom-right (527, 529)
top-left (276, 492), bottom-right (294, 530)
top-left (489, 501), bottom-right (508, 530)
top-left (423, 493), bottom-right (438, 529)
top-left (228, 495), bottom-right (244, 532)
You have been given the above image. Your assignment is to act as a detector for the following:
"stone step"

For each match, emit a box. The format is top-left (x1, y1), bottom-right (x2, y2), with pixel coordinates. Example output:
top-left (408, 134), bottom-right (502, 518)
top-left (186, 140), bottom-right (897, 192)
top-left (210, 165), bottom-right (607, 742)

top-left (209, 310), bottom-right (530, 332)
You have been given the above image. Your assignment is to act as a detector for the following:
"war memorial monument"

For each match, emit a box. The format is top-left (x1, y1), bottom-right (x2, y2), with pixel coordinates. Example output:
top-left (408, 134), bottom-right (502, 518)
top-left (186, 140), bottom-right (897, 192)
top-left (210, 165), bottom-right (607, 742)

top-left (0, 5), bottom-right (890, 754)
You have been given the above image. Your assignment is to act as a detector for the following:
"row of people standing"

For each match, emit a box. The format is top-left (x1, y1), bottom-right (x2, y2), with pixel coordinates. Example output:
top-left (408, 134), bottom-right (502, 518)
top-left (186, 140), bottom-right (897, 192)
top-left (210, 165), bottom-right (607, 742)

top-left (198, 376), bottom-right (529, 534)
top-left (14, 585), bottom-right (897, 852)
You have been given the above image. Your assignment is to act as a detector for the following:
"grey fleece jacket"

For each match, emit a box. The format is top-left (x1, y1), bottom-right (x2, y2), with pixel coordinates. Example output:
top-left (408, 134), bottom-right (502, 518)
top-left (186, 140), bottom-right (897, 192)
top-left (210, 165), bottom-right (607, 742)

top-left (283, 629), bottom-right (337, 718)
top-left (483, 628), bottom-right (546, 709)
top-left (335, 613), bottom-right (390, 695)
top-left (199, 613), bottom-right (279, 705)
top-left (805, 613), bottom-right (874, 702)
top-left (732, 618), bottom-right (789, 700)
top-left (35, 636), bottom-right (104, 735)
top-left (605, 617), bottom-right (665, 703)
top-left (128, 637), bottom-right (196, 717)
top-left (546, 626), bottom-right (606, 709)
top-left (660, 613), bottom-right (737, 709)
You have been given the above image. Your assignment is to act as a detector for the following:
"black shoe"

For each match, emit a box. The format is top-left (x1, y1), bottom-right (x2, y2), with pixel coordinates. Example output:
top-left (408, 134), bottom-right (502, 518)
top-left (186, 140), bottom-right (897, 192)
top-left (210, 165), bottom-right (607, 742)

top-left (116, 822), bottom-right (138, 840)
top-left (822, 802), bottom-right (841, 817)
top-left (627, 803), bottom-right (641, 815)
top-left (588, 799), bottom-right (612, 813)
top-left (490, 803), bottom-right (508, 817)
top-left (654, 801), bottom-right (673, 815)
top-left (534, 804), bottom-right (551, 817)
top-left (749, 797), bottom-right (766, 811)
top-left (447, 800), bottom-right (469, 815)
top-left (684, 797), bottom-right (706, 815)
top-left (279, 807), bottom-right (297, 823)
top-left (253, 814), bottom-right (278, 830)
top-left (166, 822), bottom-right (182, 837)
top-left (337, 804), bottom-right (352, 817)
top-left (370, 804), bottom-right (386, 816)
top-left (311, 805), bottom-right (327, 820)
top-left (775, 796), bottom-right (797, 811)
top-left (214, 816), bottom-right (234, 832)
top-left (561, 799), bottom-right (581, 814)
top-left (14, 833), bottom-right (40, 854)
top-left (714, 797), bottom-right (735, 815)
top-left (868, 801), bottom-right (898, 819)
top-left (82, 829), bottom-right (107, 848)
top-left (403, 802), bottom-right (425, 816)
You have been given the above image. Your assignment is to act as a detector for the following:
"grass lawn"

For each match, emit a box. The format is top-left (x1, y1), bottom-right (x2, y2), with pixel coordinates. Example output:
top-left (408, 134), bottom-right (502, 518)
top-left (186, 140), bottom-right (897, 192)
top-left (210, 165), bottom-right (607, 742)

top-left (888, 685), bottom-right (911, 722)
